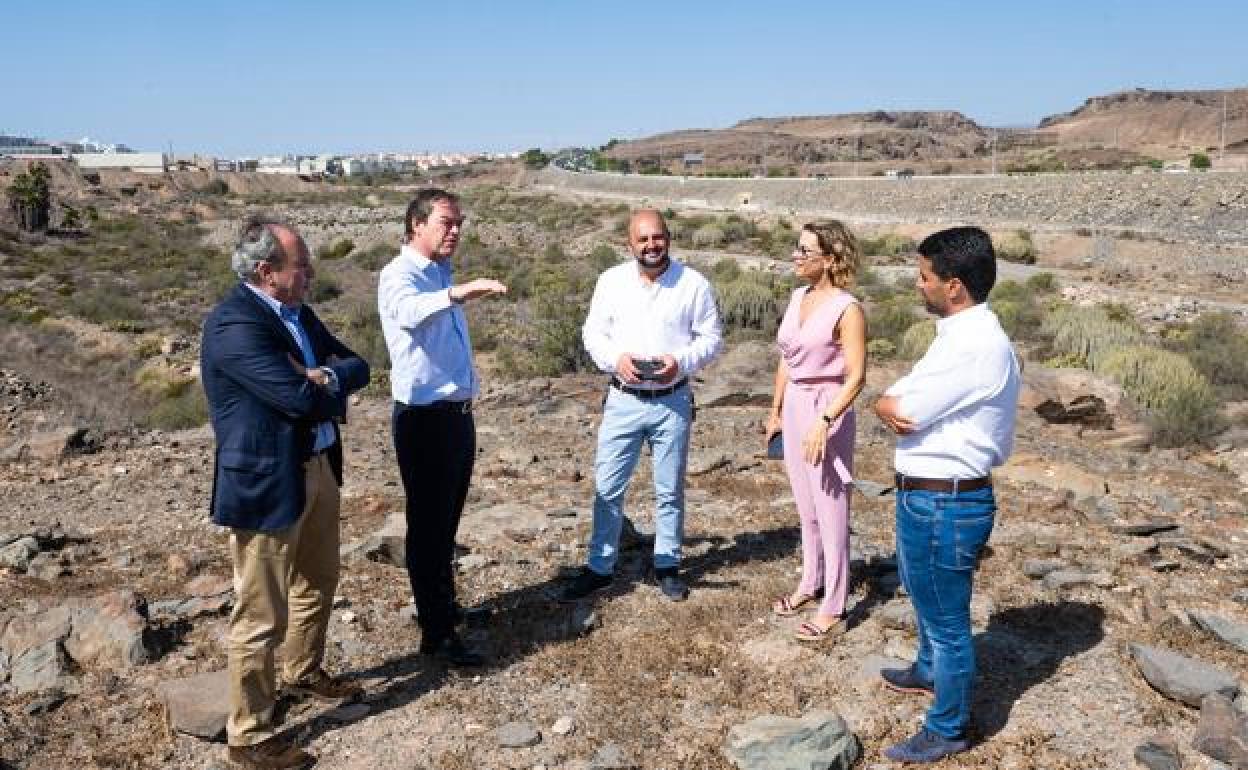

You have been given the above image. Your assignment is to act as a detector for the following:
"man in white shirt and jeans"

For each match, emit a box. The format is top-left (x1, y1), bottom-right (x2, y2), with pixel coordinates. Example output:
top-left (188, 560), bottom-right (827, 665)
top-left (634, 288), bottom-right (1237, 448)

top-left (562, 209), bottom-right (722, 602)
top-left (873, 226), bottom-right (1021, 764)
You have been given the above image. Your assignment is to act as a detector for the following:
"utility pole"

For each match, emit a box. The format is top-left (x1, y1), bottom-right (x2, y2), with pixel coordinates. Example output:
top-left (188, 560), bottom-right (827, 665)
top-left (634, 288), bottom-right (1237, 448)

top-left (853, 132), bottom-right (860, 178)
top-left (990, 129), bottom-right (998, 176)
top-left (1221, 90), bottom-right (1228, 160)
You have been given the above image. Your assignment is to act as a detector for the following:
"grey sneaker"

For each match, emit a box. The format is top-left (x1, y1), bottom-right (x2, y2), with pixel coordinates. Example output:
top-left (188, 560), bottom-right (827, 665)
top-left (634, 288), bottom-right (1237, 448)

top-left (880, 665), bottom-right (934, 696)
top-left (654, 567), bottom-right (689, 602)
top-left (883, 726), bottom-right (969, 763)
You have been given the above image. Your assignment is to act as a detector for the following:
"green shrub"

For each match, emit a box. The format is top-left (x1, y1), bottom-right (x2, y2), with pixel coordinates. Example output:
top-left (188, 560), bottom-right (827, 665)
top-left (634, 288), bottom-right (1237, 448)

top-left (898, 319), bottom-right (937, 360)
top-left (145, 385), bottom-right (209, 431)
top-left (992, 298), bottom-right (1044, 340)
top-left (1025, 272), bottom-right (1059, 294)
top-left (1099, 346), bottom-right (1220, 446)
top-left (1190, 152), bottom-right (1211, 170)
top-left (69, 285), bottom-right (146, 324)
top-left (589, 243), bottom-right (619, 272)
top-left (308, 273), bottom-right (342, 303)
top-left (711, 259), bottom-right (742, 283)
top-left (1044, 304), bottom-right (1144, 369)
top-left (868, 298), bottom-right (920, 343)
top-left (334, 301), bottom-right (389, 371)
top-left (353, 242), bottom-right (394, 271)
top-left (1169, 311), bottom-right (1248, 398)
top-left (318, 238), bottom-right (355, 260)
top-left (867, 338), bottom-right (897, 359)
top-left (989, 279), bottom-right (1029, 303)
top-left (860, 233), bottom-right (916, 257)
top-left (994, 230), bottom-right (1035, 264)
top-left (716, 274), bottom-right (781, 334)
top-left (692, 224), bottom-right (726, 249)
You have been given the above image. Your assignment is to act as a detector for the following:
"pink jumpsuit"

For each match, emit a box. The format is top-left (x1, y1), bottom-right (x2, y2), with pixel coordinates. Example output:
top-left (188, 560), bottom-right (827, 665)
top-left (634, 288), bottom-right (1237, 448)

top-left (777, 287), bottom-right (857, 618)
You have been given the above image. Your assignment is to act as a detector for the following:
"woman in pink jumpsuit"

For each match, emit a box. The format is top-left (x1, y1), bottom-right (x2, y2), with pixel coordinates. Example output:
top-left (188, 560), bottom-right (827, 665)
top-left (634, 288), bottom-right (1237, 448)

top-left (764, 221), bottom-right (867, 641)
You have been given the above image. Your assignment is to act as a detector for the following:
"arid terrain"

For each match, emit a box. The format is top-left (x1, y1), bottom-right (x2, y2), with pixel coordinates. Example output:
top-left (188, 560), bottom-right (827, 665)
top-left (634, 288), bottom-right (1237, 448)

top-left (1, 157), bottom-right (1247, 770)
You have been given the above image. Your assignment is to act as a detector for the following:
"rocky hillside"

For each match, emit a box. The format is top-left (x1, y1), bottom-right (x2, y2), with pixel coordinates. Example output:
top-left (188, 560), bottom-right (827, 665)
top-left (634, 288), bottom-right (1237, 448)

top-left (1039, 88), bottom-right (1248, 153)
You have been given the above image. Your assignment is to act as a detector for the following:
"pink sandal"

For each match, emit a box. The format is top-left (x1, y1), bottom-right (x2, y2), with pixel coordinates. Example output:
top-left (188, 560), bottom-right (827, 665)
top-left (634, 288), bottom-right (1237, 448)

top-left (794, 616), bottom-right (848, 641)
top-left (772, 593), bottom-right (819, 617)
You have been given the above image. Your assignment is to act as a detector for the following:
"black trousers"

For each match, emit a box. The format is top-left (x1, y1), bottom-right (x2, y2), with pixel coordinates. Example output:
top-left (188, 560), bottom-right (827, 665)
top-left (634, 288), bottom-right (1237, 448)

top-left (392, 401), bottom-right (475, 644)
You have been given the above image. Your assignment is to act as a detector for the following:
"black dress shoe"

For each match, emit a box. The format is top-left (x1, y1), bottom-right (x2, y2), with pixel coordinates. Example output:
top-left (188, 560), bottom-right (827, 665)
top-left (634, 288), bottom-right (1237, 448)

top-left (654, 567), bottom-right (689, 602)
top-left (419, 634), bottom-right (485, 667)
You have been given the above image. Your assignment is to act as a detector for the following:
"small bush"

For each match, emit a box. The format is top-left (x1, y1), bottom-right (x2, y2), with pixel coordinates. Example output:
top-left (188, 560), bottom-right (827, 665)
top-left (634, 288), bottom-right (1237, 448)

top-left (1025, 272), bottom-right (1059, 294)
top-left (898, 320), bottom-right (937, 360)
top-left (589, 244), bottom-right (619, 272)
top-left (692, 224), bottom-right (726, 249)
top-left (318, 238), bottom-right (355, 260)
top-left (716, 274), bottom-right (781, 335)
top-left (1169, 311), bottom-right (1248, 398)
top-left (867, 338), bottom-right (897, 359)
top-left (711, 259), bottom-right (742, 283)
top-left (994, 230), bottom-right (1035, 264)
top-left (1189, 152), bottom-right (1211, 170)
top-left (1099, 346), bottom-right (1220, 446)
top-left (353, 242), bottom-right (394, 271)
top-left (989, 280), bottom-right (1029, 304)
top-left (308, 273), bottom-right (342, 303)
top-left (992, 298), bottom-right (1043, 340)
top-left (69, 285), bottom-right (146, 324)
top-left (860, 233), bottom-right (915, 257)
top-left (146, 385), bottom-right (210, 431)
top-left (868, 298), bottom-right (920, 344)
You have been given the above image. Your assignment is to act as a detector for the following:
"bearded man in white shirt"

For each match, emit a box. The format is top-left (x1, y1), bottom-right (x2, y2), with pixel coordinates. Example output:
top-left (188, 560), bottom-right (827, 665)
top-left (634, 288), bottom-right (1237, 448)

top-left (562, 209), bottom-right (722, 603)
top-left (872, 226), bottom-right (1021, 764)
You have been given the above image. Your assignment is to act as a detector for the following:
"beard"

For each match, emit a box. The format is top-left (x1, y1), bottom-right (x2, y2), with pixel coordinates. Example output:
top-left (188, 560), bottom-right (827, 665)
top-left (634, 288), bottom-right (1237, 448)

top-left (634, 248), bottom-right (670, 271)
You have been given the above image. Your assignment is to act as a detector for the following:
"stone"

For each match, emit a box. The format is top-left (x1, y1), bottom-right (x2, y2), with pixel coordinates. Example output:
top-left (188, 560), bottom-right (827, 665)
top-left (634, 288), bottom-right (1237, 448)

top-left (496, 720), bottom-right (542, 748)
top-left (1192, 693), bottom-right (1248, 769)
top-left (327, 702), bottom-right (370, 722)
top-left (723, 710), bottom-right (860, 770)
top-left (341, 513), bottom-right (407, 568)
top-left (875, 601), bottom-right (917, 632)
top-left (589, 743), bottom-right (638, 769)
top-left (1110, 518), bottom-right (1179, 537)
top-left (551, 715), bottom-right (576, 736)
top-left (1130, 643), bottom-right (1241, 708)
top-left (1132, 734), bottom-right (1182, 770)
top-left (852, 479), bottom-right (892, 498)
top-left (23, 689), bottom-right (69, 716)
top-left (159, 669), bottom-right (228, 740)
top-left (1191, 612), bottom-right (1248, 655)
top-left (9, 641), bottom-right (74, 694)
top-left (1022, 558), bottom-right (1067, 578)
top-left (688, 449), bottom-right (731, 476)
top-left (1043, 569), bottom-right (1114, 590)
top-left (64, 590), bottom-right (153, 668)
top-left (0, 536), bottom-right (39, 571)
top-left (456, 553), bottom-right (489, 571)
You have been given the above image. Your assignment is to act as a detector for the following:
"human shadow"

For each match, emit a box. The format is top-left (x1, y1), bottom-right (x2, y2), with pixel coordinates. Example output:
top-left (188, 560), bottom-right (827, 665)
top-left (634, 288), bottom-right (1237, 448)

top-left (971, 601), bottom-right (1106, 740)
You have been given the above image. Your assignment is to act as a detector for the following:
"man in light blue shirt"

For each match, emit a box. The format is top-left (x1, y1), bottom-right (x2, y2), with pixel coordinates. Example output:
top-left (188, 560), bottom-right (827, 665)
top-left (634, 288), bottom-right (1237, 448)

top-left (378, 188), bottom-right (506, 667)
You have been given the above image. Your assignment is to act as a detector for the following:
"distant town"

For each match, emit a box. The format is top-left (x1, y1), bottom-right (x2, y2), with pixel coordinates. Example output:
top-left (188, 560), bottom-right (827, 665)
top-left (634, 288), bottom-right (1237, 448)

top-left (0, 133), bottom-right (519, 176)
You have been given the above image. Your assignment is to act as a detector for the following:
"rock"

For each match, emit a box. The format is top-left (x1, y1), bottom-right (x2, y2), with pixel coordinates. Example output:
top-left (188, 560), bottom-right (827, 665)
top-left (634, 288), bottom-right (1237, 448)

top-left (456, 553), bottom-right (489, 571)
top-left (64, 590), bottom-right (153, 668)
top-left (25, 427), bottom-right (86, 463)
top-left (341, 513), bottom-right (407, 568)
top-left (1022, 558), bottom-right (1067, 578)
top-left (1043, 569), bottom-right (1114, 590)
top-left (1130, 644), bottom-right (1241, 708)
top-left (26, 552), bottom-right (67, 581)
top-left (723, 710), bottom-right (860, 770)
top-left (688, 450), bottom-right (731, 476)
top-left (9, 641), bottom-right (74, 694)
top-left (1192, 693), bottom-right (1248, 769)
top-left (552, 715), bottom-right (576, 736)
top-left (876, 601), bottom-right (917, 632)
top-left (327, 702), bottom-right (370, 723)
top-left (1132, 734), bottom-right (1182, 770)
top-left (23, 689), bottom-right (69, 716)
top-left (496, 720), bottom-right (542, 748)
top-left (852, 479), bottom-right (892, 498)
top-left (159, 670), bottom-right (228, 740)
top-left (589, 743), bottom-right (638, 769)
top-left (1191, 612), bottom-right (1248, 655)
top-left (0, 536), bottom-right (39, 571)
top-left (997, 453), bottom-right (1106, 500)
top-left (1110, 518), bottom-right (1180, 537)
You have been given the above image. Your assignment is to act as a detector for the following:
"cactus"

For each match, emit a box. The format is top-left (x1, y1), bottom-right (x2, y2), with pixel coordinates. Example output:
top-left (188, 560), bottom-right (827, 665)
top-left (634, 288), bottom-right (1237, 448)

top-left (994, 229), bottom-right (1035, 264)
top-left (692, 224), bottom-right (726, 249)
top-left (716, 276), bottom-right (779, 333)
top-left (1099, 346), bottom-right (1220, 446)
top-left (1044, 304), bottom-right (1143, 369)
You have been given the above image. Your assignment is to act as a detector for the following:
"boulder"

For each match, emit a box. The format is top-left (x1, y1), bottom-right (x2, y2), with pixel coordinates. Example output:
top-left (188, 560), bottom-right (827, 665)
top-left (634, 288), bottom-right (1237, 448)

top-left (64, 590), bottom-right (152, 668)
top-left (1130, 643), bottom-right (1240, 708)
top-left (724, 710), bottom-right (860, 770)
top-left (341, 513), bottom-right (407, 568)
top-left (1192, 693), bottom-right (1248, 769)
top-left (0, 536), bottom-right (39, 571)
top-left (9, 641), bottom-right (75, 695)
top-left (159, 669), bottom-right (228, 740)
top-left (1132, 734), bottom-right (1182, 770)
top-left (1191, 611), bottom-right (1248, 655)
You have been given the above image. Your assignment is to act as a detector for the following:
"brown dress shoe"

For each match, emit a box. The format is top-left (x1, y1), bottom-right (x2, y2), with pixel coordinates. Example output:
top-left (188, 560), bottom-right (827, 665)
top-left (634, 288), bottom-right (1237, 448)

top-left (284, 668), bottom-right (363, 702)
top-left (226, 735), bottom-right (313, 769)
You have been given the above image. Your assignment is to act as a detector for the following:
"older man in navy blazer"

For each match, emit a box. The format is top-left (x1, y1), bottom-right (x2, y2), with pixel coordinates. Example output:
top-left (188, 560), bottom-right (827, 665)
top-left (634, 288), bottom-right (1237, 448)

top-left (202, 215), bottom-right (369, 770)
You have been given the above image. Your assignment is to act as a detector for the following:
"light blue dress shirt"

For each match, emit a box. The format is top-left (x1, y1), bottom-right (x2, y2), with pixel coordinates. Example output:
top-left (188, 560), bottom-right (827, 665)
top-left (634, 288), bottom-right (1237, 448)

top-left (377, 244), bottom-right (477, 406)
top-left (243, 283), bottom-right (336, 452)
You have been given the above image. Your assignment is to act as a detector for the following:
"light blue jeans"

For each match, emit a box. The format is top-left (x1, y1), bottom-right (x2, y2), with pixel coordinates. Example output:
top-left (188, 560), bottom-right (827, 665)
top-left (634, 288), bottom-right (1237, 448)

top-left (896, 486), bottom-right (996, 739)
top-left (587, 386), bottom-right (693, 575)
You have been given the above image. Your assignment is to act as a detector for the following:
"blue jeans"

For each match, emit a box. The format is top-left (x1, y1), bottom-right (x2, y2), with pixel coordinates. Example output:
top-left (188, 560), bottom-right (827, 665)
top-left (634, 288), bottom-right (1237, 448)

top-left (588, 386), bottom-right (692, 575)
top-left (895, 486), bottom-right (996, 739)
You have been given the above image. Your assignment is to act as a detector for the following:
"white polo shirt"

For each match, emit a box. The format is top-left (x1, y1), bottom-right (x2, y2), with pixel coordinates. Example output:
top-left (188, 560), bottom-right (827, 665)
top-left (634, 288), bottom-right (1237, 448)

top-left (885, 303), bottom-right (1021, 479)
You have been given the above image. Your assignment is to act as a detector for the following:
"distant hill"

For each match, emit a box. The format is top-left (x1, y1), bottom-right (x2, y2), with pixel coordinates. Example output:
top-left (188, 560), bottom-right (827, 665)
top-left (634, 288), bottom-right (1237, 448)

top-left (603, 87), bottom-right (1247, 175)
top-left (1037, 88), bottom-right (1248, 153)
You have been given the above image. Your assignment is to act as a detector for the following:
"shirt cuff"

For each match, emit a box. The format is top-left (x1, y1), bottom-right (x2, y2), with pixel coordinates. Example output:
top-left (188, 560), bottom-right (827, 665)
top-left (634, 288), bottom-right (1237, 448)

top-left (321, 367), bottom-right (340, 395)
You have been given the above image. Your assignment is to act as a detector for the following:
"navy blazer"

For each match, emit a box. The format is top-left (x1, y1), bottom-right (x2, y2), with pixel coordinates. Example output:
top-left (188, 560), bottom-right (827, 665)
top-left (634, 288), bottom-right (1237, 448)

top-left (201, 283), bottom-right (370, 531)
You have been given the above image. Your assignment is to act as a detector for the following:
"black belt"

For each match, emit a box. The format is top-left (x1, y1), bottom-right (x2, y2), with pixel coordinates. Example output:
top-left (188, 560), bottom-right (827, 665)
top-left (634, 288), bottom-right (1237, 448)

top-left (895, 473), bottom-right (992, 493)
top-left (401, 399), bottom-right (473, 414)
top-left (610, 377), bottom-right (688, 399)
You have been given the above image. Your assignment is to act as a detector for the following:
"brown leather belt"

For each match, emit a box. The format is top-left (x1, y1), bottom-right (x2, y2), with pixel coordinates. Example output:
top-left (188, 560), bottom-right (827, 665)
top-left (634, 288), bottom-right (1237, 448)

top-left (894, 473), bottom-right (992, 493)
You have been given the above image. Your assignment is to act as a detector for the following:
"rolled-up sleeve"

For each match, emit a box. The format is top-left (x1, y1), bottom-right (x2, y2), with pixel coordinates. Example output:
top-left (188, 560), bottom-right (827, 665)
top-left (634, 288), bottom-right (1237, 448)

top-left (379, 268), bottom-right (453, 330)
top-left (887, 345), bottom-right (1015, 430)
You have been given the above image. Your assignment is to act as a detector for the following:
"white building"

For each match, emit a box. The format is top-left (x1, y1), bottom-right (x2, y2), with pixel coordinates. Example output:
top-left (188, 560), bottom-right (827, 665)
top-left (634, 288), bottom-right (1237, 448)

top-left (73, 152), bottom-right (167, 173)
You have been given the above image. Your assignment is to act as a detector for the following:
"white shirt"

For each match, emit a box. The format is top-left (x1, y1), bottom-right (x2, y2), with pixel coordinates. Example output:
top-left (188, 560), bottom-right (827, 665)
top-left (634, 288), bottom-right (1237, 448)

top-left (378, 245), bottom-right (476, 405)
top-left (885, 303), bottom-right (1021, 479)
top-left (582, 259), bottom-right (722, 385)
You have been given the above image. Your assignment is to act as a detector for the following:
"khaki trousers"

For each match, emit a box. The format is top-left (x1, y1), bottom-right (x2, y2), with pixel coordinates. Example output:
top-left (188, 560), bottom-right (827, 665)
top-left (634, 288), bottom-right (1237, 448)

top-left (226, 453), bottom-right (340, 747)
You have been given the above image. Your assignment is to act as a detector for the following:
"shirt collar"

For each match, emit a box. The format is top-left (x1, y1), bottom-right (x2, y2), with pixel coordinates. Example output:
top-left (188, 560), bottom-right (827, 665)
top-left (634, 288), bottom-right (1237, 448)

top-left (935, 302), bottom-right (989, 334)
top-left (400, 243), bottom-right (437, 270)
top-left (243, 282), bottom-right (298, 318)
top-left (632, 257), bottom-right (681, 287)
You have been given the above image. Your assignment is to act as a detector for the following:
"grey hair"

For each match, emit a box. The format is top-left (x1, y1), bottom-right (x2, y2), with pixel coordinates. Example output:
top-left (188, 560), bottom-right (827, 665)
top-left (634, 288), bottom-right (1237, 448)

top-left (231, 213), bottom-right (291, 282)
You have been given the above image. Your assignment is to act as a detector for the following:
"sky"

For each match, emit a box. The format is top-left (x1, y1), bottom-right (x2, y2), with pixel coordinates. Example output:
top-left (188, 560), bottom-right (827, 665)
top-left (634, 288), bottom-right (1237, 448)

top-left (3, 0), bottom-right (1245, 157)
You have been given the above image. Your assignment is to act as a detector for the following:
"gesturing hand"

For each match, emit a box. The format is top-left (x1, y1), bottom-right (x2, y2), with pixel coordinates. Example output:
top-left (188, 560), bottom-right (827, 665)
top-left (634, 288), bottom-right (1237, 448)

top-left (450, 279), bottom-right (508, 303)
